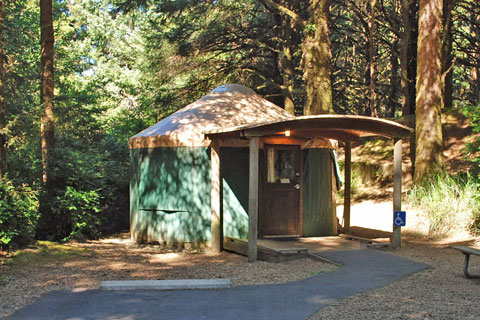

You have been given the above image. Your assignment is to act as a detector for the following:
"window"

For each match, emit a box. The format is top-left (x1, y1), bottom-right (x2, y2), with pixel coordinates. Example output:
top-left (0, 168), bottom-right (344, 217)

top-left (267, 148), bottom-right (296, 183)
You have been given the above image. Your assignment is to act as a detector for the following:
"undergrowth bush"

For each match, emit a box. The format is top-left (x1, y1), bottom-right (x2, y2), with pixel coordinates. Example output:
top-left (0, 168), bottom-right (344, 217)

top-left (35, 132), bottom-right (129, 242)
top-left (56, 187), bottom-right (102, 241)
top-left (36, 142), bottom-right (105, 242)
top-left (408, 173), bottom-right (480, 237)
top-left (37, 187), bottom-right (103, 242)
top-left (0, 179), bottom-right (38, 250)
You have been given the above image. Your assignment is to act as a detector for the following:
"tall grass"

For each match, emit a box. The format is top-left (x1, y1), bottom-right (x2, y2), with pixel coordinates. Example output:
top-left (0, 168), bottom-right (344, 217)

top-left (407, 174), bottom-right (480, 237)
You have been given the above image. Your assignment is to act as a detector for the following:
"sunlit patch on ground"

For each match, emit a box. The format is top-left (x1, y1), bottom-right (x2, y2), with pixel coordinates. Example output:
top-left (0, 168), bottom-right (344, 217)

top-left (98, 237), bottom-right (132, 245)
top-left (149, 252), bottom-right (180, 263)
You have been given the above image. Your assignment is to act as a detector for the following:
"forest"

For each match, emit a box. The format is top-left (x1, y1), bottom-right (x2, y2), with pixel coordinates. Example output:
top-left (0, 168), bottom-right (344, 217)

top-left (0, 0), bottom-right (479, 250)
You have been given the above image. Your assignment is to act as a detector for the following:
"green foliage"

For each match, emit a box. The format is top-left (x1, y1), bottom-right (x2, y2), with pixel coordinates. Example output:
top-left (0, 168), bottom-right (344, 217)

top-left (33, 1), bottom-right (131, 242)
top-left (56, 187), bottom-right (101, 241)
top-left (0, 179), bottom-right (39, 250)
top-left (408, 173), bottom-right (480, 237)
top-left (36, 133), bottom-right (129, 241)
top-left (4, 0), bottom-right (42, 185)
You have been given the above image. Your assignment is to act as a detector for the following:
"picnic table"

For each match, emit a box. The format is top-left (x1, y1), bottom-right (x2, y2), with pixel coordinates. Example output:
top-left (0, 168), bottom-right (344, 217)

top-left (453, 246), bottom-right (480, 279)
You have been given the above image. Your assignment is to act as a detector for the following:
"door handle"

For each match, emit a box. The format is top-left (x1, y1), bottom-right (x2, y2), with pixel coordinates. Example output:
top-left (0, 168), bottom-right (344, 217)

top-left (294, 184), bottom-right (300, 190)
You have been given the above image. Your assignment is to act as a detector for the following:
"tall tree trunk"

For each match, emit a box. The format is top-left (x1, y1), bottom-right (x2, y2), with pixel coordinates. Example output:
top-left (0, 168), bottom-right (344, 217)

top-left (401, 0), bottom-right (418, 177)
top-left (442, 0), bottom-right (453, 109)
top-left (0, 0), bottom-right (6, 179)
top-left (415, 0), bottom-right (444, 181)
top-left (368, 0), bottom-right (378, 117)
top-left (280, 11), bottom-right (296, 115)
top-left (388, 37), bottom-right (400, 118)
top-left (40, 0), bottom-right (55, 188)
top-left (302, 0), bottom-right (334, 115)
top-left (400, 0), bottom-right (418, 116)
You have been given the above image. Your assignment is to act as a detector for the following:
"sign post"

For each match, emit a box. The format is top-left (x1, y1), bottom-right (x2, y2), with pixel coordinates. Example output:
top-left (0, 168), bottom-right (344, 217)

top-left (392, 138), bottom-right (402, 248)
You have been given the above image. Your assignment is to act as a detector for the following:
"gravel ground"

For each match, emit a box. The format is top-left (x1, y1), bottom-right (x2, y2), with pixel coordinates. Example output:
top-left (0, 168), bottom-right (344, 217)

top-left (2, 235), bottom-right (480, 320)
top-left (309, 241), bottom-right (480, 320)
top-left (0, 234), bottom-right (335, 319)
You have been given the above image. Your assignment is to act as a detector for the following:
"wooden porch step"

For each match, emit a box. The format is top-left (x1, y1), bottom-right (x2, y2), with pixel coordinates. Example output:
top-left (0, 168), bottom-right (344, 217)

top-left (223, 237), bottom-right (308, 263)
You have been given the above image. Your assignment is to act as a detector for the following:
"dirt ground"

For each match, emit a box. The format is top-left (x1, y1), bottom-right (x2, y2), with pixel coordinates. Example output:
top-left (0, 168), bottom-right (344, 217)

top-left (3, 236), bottom-right (480, 320)
top-left (0, 233), bottom-right (336, 319)
top-left (2, 234), bottom-right (480, 319)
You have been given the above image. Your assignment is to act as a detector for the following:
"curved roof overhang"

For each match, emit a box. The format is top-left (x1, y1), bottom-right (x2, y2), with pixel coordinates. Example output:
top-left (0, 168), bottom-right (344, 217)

top-left (204, 115), bottom-right (413, 141)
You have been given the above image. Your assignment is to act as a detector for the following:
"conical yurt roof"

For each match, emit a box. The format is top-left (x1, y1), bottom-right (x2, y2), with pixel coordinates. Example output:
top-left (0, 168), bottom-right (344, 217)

top-left (129, 84), bottom-right (295, 148)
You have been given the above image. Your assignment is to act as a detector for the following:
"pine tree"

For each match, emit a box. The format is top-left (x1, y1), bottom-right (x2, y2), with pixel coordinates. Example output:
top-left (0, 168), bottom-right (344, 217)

top-left (40, 0), bottom-right (55, 187)
top-left (415, 0), bottom-right (445, 181)
top-left (0, 0), bottom-right (6, 179)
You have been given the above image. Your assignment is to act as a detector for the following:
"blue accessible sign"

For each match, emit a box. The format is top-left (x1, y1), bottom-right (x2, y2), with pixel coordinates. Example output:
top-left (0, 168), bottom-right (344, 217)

top-left (393, 211), bottom-right (406, 227)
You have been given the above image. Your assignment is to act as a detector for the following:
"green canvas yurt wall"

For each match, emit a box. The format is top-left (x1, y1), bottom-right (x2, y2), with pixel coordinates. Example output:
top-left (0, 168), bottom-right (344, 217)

top-left (130, 144), bottom-right (338, 243)
top-left (302, 148), bottom-right (338, 236)
top-left (130, 147), bottom-right (211, 243)
top-left (130, 146), bottom-right (250, 244)
top-left (221, 147), bottom-right (249, 239)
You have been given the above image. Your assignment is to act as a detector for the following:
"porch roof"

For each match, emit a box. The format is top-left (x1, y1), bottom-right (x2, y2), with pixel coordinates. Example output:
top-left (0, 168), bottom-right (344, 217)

top-left (204, 114), bottom-right (413, 141)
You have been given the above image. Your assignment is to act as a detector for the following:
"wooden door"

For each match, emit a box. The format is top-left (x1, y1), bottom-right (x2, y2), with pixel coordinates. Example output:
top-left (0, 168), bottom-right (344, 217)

top-left (260, 145), bottom-right (301, 237)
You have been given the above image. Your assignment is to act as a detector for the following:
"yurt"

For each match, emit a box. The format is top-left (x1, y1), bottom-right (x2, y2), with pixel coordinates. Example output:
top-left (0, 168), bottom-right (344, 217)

top-left (129, 84), bottom-right (341, 246)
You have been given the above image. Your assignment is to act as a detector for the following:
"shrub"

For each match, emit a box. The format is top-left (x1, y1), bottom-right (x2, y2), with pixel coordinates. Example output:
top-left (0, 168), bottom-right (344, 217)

top-left (37, 187), bottom-right (102, 242)
top-left (0, 179), bottom-right (39, 250)
top-left (407, 173), bottom-right (480, 237)
top-left (35, 132), bottom-right (129, 241)
top-left (58, 187), bottom-right (102, 241)
top-left (36, 142), bottom-right (105, 242)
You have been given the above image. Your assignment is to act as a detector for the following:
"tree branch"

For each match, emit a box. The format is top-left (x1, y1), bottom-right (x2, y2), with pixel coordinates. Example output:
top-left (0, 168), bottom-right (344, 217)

top-left (257, 0), bottom-right (306, 28)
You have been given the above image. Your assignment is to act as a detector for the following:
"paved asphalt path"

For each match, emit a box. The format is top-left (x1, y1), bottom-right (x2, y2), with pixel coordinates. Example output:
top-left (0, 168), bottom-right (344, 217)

top-left (10, 249), bottom-right (428, 320)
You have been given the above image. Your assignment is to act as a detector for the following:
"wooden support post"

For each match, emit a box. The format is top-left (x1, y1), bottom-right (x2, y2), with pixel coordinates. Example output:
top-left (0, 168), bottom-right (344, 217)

top-left (248, 137), bottom-right (259, 262)
top-left (392, 138), bottom-right (402, 249)
top-left (343, 141), bottom-right (351, 233)
top-left (210, 142), bottom-right (221, 253)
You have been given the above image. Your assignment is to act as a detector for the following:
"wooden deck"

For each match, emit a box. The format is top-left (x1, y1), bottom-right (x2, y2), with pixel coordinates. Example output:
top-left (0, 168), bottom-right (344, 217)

top-left (223, 237), bottom-right (308, 263)
top-left (223, 236), bottom-right (365, 263)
